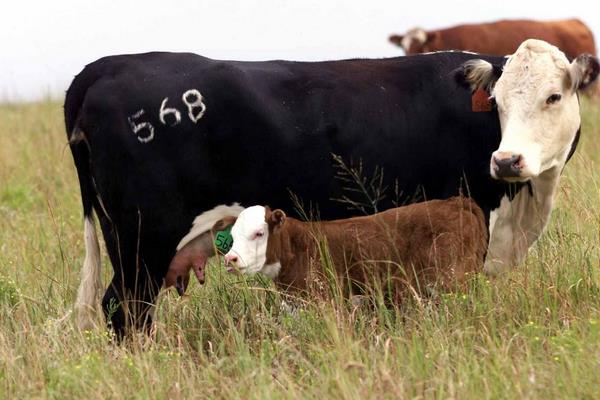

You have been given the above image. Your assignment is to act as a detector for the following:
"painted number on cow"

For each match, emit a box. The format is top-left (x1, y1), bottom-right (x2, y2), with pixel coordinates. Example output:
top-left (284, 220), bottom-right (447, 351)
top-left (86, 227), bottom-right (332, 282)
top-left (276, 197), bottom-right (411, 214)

top-left (127, 88), bottom-right (207, 143)
top-left (128, 109), bottom-right (155, 143)
top-left (182, 89), bottom-right (206, 123)
top-left (159, 97), bottom-right (182, 127)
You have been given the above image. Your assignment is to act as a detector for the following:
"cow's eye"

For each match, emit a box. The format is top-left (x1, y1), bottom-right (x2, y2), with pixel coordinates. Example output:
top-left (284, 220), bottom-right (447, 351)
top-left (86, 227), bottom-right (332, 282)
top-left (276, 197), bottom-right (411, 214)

top-left (255, 231), bottom-right (264, 239)
top-left (546, 94), bottom-right (562, 105)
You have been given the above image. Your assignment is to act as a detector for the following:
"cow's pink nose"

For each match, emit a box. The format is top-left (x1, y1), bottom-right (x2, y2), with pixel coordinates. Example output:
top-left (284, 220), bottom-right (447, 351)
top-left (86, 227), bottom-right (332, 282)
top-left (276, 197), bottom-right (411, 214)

top-left (224, 253), bottom-right (238, 265)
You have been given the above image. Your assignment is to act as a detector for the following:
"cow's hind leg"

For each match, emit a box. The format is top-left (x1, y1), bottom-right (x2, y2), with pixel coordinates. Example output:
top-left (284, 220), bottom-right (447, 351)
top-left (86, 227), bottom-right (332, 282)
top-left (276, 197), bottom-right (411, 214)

top-left (100, 218), bottom-right (180, 338)
top-left (95, 215), bottom-right (161, 337)
top-left (101, 273), bottom-right (160, 339)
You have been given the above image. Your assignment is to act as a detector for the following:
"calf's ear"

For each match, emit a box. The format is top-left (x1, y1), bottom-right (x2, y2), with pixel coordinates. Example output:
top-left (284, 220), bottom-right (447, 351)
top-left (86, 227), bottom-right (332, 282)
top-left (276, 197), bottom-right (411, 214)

top-left (269, 209), bottom-right (287, 229)
top-left (455, 59), bottom-right (503, 92)
top-left (569, 54), bottom-right (600, 91)
top-left (212, 216), bottom-right (237, 232)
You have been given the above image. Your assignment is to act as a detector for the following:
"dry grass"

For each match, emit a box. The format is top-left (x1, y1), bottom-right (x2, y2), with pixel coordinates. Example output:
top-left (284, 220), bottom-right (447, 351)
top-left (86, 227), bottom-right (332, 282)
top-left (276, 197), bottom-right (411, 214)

top-left (0, 100), bottom-right (599, 399)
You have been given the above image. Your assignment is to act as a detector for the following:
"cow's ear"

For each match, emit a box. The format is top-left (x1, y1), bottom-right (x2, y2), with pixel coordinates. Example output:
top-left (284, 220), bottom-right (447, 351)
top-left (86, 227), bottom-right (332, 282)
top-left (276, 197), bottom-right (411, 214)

top-left (389, 34), bottom-right (404, 47)
top-left (455, 59), bottom-right (503, 92)
top-left (569, 54), bottom-right (600, 91)
top-left (269, 209), bottom-right (287, 229)
top-left (212, 216), bottom-right (237, 232)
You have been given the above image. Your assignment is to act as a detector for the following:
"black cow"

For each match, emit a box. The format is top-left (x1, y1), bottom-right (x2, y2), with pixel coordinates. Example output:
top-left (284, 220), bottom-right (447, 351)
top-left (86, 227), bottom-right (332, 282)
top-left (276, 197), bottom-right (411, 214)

top-left (65, 39), bottom-right (598, 335)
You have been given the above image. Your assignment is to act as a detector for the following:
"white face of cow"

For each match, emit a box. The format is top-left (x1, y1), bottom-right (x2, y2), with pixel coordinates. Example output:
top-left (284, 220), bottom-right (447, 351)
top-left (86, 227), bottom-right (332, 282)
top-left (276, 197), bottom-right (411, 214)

top-left (463, 39), bottom-right (599, 182)
top-left (401, 28), bottom-right (427, 53)
top-left (224, 205), bottom-right (269, 275)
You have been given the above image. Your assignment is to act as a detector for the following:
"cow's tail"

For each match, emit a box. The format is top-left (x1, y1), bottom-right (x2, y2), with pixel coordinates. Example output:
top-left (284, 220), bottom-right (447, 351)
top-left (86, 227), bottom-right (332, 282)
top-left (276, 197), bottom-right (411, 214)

top-left (74, 214), bottom-right (103, 330)
top-left (64, 64), bottom-right (105, 330)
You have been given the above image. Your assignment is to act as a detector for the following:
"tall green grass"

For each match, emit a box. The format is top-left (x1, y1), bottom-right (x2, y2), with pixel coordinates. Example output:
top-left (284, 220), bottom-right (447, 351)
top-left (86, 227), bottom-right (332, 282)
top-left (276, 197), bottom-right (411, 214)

top-left (0, 100), bottom-right (599, 399)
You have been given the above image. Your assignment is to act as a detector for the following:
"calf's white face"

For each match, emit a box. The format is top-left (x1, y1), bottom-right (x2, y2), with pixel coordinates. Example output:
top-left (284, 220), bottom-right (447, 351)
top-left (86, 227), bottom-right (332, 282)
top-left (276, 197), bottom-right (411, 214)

top-left (463, 39), bottom-right (599, 182)
top-left (224, 205), bottom-right (269, 275)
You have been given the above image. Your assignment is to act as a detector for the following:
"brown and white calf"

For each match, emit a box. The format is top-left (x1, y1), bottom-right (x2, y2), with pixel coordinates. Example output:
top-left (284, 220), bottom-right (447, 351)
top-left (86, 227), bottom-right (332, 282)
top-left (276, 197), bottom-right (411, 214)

top-left (221, 197), bottom-right (487, 300)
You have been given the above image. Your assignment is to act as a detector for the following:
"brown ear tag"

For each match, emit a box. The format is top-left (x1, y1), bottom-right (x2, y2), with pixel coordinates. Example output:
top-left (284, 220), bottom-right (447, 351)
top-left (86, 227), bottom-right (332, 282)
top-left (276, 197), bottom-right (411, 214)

top-left (471, 88), bottom-right (492, 112)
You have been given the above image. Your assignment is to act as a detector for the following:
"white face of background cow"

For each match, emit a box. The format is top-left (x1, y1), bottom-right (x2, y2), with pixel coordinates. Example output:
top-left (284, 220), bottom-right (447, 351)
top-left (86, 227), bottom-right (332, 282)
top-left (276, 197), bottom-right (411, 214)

top-left (462, 39), bottom-right (599, 182)
top-left (224, 205), bottom-right (269, 275)
top-left (390, 27), bottom-right (437, 55)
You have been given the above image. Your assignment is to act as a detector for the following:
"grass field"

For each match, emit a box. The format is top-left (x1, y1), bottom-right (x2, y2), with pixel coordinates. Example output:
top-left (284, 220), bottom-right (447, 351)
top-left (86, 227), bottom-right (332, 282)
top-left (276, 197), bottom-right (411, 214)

top-left (0, 100), bottom-right (599, 399)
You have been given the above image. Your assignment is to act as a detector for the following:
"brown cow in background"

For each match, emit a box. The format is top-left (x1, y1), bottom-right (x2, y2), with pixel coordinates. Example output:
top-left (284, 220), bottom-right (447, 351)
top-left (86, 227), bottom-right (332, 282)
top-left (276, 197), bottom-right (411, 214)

top-left (389, 19), bottom-right (596, 59)
top-left (390, 18), bottom-right (598, 97)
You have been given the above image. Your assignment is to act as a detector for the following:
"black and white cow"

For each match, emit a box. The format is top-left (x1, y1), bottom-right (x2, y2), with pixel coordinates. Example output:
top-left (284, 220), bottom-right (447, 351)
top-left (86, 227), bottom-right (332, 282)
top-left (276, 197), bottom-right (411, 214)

top-left (65, 39), bottom-right (598, 335)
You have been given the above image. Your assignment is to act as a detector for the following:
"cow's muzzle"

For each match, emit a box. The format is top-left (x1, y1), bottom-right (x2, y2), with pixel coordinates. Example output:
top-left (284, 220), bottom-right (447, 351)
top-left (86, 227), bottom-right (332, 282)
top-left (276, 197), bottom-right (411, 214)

top-left (491, 152), bottom-right (523, 179)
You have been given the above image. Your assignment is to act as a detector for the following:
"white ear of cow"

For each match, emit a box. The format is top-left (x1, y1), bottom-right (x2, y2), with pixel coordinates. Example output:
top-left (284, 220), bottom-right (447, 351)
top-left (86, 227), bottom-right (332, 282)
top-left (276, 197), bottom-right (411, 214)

top-left (463, 59), bottom-right (497, 92)
top-left (569, 54), bottom-right (600, 91)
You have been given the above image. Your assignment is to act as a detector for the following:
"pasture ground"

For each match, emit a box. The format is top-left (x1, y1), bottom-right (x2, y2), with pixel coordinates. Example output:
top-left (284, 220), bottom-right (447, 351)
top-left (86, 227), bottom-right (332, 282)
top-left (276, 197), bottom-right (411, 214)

top-left (0, 100), bottom-right (599, 399)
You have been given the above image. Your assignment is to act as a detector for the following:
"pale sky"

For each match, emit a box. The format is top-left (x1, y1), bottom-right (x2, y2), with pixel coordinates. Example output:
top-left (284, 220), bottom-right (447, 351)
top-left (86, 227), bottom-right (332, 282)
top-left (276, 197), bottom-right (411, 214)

top-left (1, 0), bottom-right (598, 102)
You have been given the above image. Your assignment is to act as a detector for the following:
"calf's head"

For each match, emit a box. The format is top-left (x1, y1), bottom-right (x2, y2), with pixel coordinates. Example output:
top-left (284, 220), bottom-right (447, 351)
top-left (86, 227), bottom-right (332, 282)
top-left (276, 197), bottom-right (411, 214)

top-left (460, 39), bottom-right (599, 182)
top-left (222, 206), bottom-right (286, 276)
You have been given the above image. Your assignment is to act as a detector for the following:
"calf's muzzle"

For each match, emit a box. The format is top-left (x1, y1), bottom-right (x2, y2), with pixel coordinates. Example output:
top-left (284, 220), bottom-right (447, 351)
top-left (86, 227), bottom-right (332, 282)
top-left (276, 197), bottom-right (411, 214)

top-left (224, 253), bottom-right (238, 265)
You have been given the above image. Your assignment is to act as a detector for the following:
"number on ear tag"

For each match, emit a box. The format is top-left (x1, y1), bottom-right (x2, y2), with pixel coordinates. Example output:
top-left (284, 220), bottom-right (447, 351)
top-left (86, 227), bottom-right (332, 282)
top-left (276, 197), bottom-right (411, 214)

top-left (214, 225), bottom-right (234, 254)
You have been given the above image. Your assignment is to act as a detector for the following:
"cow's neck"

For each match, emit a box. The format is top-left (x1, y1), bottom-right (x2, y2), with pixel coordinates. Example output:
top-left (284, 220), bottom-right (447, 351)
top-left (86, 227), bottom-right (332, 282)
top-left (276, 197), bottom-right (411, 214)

top-left (485, 166), bottom-right (561, 274)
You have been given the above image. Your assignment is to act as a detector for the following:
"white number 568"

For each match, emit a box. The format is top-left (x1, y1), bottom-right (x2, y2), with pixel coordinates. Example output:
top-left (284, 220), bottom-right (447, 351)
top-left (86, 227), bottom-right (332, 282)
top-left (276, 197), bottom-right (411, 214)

top-left (128, 88), bottom-right (207, 143)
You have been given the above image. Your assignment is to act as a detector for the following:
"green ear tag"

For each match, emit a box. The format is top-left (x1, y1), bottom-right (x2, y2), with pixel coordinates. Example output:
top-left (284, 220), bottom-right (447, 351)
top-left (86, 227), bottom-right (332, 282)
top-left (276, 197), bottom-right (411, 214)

top-left (214, 225), bottom-right (234, 254)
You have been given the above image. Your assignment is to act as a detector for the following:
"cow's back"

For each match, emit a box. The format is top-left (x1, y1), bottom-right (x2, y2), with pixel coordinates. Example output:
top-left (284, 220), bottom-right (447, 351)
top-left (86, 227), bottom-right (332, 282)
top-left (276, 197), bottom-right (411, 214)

top-left (316, 197), bottom-right (487, 296)
top-left (379, 197), bottom-right (487, 289)
top-left (431, 19), bottom-right (596, 59)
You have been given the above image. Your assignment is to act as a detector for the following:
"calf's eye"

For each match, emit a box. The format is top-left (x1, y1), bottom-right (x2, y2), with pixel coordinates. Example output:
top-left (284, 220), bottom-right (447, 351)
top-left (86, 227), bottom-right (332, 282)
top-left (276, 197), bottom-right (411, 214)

top-left (255, 231), bottom-right (264, 238)
top-left (546, 94), bottom-right (562, 105)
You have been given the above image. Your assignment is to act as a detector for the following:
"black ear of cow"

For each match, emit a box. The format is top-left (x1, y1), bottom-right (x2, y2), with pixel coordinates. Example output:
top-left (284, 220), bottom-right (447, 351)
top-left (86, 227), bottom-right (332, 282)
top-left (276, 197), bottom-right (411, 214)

top-left (571, 54), bottom-right (600, 91)
top-left (454, 59), bottom-right (503, 92)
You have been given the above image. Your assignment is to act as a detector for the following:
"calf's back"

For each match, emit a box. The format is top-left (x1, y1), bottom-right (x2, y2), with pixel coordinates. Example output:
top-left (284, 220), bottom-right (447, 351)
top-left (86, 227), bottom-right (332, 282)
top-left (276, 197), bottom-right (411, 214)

top-left (271, 197), bottom-right (487, 298)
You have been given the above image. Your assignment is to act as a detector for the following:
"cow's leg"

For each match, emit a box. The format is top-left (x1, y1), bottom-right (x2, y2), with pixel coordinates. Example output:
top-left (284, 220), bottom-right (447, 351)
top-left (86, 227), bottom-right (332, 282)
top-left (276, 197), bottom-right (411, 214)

top-left (101, 276), bottom-right (126, 336)
top-left (97, 214), bottom-right (164, 337)
top-left (127, 238), bottom-right (177, 332)
top-left (101, 274), bottom-right (161, 337)
top-left (100, 257), bottom-right (163, 337)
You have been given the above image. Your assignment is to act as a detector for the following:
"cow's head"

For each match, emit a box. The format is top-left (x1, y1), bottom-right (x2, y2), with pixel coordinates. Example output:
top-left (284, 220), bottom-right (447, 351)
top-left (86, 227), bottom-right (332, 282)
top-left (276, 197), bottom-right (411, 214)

top-left (222, 205), bottom-right (285, 276)
top-left (459, 39), bottom-right (599, 182)
top-left (389, 28), bottom-right (437, 54)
